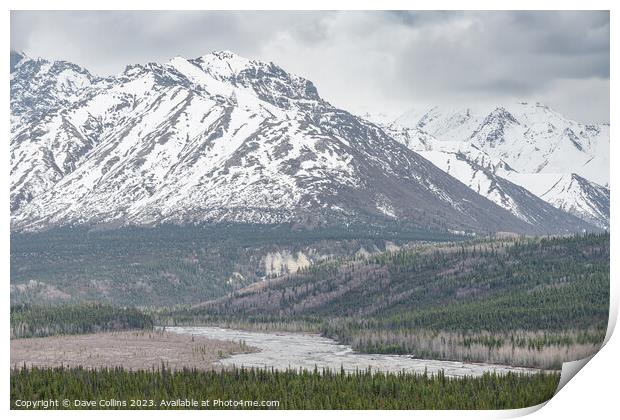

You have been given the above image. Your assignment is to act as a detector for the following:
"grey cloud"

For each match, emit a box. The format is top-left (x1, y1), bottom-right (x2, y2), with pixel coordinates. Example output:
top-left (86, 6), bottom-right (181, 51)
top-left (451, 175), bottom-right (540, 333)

top-left (10, 10), bottom-right (609, 123)
top-left (384, 11), bottom-right (465, 27)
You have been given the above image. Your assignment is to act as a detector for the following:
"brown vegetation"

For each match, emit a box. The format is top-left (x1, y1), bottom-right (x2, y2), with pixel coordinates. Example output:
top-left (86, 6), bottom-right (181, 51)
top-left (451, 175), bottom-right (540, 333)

top-left (10, 329), bottom-right (256, 370)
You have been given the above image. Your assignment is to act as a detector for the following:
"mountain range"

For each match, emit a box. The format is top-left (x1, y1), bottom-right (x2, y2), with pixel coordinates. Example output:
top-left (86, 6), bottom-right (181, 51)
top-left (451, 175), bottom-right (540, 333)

top-left (368, 102), bottom-right (609, 229)
top-left (10, 50), bottom-right (605, 234)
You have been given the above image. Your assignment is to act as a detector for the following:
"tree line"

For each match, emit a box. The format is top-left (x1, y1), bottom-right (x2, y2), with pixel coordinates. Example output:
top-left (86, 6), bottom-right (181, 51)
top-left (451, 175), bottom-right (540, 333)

top-left (10, 303), bottom-right (153, 338)
top-left (11, 365), bottom-right (559, 410)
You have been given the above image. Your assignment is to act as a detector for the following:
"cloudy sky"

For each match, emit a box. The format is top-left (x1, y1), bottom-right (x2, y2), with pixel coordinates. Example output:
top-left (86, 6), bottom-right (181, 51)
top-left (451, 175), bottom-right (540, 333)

top-left (11, 10), bottom-right (610, 123)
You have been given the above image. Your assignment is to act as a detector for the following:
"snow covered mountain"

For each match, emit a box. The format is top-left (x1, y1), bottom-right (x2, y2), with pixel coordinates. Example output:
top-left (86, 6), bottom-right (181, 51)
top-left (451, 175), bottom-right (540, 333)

top-left (393, 102), bottom-right (609, 187)
top-left (503, 172), bottom-right (610, 229)
top-left (10, 51), bottom-right (596, 234)
top-left (377, 103), bottom-right (609, 229)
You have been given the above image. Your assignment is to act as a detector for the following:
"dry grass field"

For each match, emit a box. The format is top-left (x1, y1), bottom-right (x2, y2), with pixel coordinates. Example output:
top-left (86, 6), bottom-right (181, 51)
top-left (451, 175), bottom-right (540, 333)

top-left (10, 329), bottom-right (256, 370)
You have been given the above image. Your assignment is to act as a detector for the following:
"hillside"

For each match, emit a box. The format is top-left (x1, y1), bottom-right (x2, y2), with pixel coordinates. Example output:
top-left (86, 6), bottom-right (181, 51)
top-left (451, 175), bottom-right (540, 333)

top-left (172, 233), bottom-right (608, 368)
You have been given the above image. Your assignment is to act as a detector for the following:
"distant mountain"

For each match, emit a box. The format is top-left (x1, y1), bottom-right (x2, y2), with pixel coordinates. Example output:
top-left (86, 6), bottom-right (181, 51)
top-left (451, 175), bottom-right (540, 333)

top-left (393, 103), bottom-right (609, 187)
top-left (374, 103), bottom-right (609, 229)
top-left (10, 51), bottom-right (596, 234)
top-left (503, 172), bottom-right (610, 230)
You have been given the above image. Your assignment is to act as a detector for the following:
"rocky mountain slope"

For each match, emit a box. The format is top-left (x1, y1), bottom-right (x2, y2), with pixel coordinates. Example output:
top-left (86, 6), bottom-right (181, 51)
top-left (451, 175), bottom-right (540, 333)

top-left (10, 51), bottom-right (596, 234)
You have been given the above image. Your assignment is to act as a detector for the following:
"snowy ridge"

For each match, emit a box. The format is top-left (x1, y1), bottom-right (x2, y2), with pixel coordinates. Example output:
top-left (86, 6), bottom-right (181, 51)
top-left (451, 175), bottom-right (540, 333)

top-left (372, 103), bottom-right (609, 229)
top-left (539, 174), bottom-right (609, 229)
top-left (11, 51), bottom-right (597, 234)
top-left (505, 173), bottom-right (610, 230)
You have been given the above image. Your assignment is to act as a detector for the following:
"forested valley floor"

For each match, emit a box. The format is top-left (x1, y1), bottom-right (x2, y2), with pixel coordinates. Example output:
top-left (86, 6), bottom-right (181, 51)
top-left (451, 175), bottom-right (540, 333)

top-left (11, 366), bottom-right (560, 410)
top-left (10, 231), bottom-right (608, 409)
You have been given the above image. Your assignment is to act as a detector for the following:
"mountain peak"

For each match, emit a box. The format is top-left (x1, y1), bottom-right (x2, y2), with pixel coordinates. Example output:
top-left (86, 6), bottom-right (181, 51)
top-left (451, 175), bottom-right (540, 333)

top-left (10, 50), bottom-right (604, 234)
top-left (487, 107), bottom-right (519, 123)
top-left (10, 50), bottom-right (29, 73)
top-left (467, 107), bottom-right (519, 149)
top-left (190, 50), bottom-right (258, 76)
top-left (209, 50), bottom-right (242, 60)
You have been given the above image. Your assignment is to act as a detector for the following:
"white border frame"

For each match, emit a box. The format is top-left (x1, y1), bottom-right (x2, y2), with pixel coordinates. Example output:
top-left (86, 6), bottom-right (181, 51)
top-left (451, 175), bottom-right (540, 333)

top-left (3, 2), bottom-right (617, 419)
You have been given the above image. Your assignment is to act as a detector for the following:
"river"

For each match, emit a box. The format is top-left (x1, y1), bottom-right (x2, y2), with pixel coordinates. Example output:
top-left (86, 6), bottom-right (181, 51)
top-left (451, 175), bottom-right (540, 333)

top-left (167, 326), bottom-right (542, 378)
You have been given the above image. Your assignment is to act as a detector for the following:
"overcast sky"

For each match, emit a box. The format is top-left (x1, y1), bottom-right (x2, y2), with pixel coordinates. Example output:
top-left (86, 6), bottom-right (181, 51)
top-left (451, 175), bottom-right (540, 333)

top-left (11, 10), bottom-right (610, 123)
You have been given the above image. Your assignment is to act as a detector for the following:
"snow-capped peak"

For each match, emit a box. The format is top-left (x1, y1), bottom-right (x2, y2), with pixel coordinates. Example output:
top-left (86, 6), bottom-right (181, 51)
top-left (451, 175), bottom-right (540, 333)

top-left (10, 50), bottom-right (29, 73)
top-left (10, 51), bottom-right (600, 234)
top-left (190, 50), bottom-right (257, 77)
top-left (367, 100), bottom-right (609, 230)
